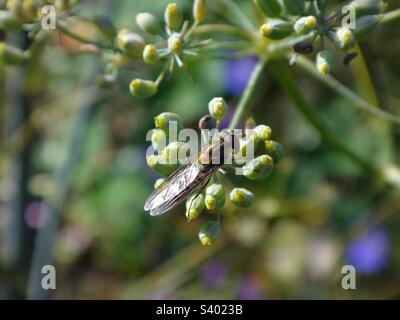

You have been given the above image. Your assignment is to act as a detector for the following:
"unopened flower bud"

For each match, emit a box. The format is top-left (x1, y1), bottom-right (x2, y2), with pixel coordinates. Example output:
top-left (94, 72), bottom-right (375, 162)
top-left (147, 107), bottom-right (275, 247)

top-left (198, 221), bottom-right (220, 246)
top-left (0, 42), bottom-right (26, 65)
top-left (316, 50), bottom-right (334, 75)
top-left (164, 3), bottom-right (183, 30)
top-left (151, 129), bottom-right (167, 153)
top-left (243, 155), bottom-right (274, 180)
top-left (260, 20), bottom-right (293, 40)
top-left (143, 44), bottom-right (160, 64)
top-left (264, 140), bottom-right (284, 163)
top-left (294, 16), bottom-right (317, 35)
top-left (348, 0), bottom-right (385, 17)
top-left (129, 79), bottom-right (158, 99)
top-left (93, 15), bottom-right (117, 40)
top-left (335, 27), bottom-right (355, 50)
top-left (353, 15), bottom-right (382, 41)
top-left (255, 0), bottom-right (282, 18)
top-left (205, 184), bottom-right (225, 210)
top-left (186, 193), bottom-right (205, 221)
top-left (146, 155), bottom-right (178, 176)
top-left (162, 141), bottom-right (189, 165)
top-left (117, 29), bottom-right (145, 58)
top-left (168, 33), bottom-right (183, 54)
top-left (154, 112), bottom-right (183, 135)
top-left (282, 0), bottom-right (305, 15)
top-left (230, 188), bottom-right (254, 208)
top-left (235, 134), bottom-right (258, 160)
top-left (253, 125), bottom-right (272, 142)
top-left (193, 0), bottom-right (207, 23)
top-left (208, 97), bottom-right (228, 121)
top-left (136, 12), bottom-right (162, 35)
top-left (0, 10), bottom-right (22, 31)
top-left (154, 178), bottom-right (166, 189)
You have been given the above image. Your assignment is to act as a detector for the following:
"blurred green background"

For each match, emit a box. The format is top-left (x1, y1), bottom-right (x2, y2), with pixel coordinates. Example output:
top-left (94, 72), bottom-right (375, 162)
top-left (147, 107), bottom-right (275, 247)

top-left (1, 0), bottom-right (400, 299)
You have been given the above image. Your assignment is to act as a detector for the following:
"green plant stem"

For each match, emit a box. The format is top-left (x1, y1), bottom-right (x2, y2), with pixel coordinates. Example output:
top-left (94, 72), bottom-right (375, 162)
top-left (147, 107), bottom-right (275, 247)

top-left (229, 56), bottom-right (268, 130)
top-left (271, 60), bottom-right (379, 176)
top-left (383, 8), bottom-right (400, 23)
top-left (192, 24), bottom-right (254, 41)
top-left (292, 54), bottom-right (400, 125)
top-left (212, 0), bottom-right (256, 33)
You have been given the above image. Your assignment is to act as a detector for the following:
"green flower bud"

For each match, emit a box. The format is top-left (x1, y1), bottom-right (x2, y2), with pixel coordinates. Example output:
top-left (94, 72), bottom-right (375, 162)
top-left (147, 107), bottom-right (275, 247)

top-left (316, 50), bottom-right (334, 75)
top-left (193, 0), bottom-right (207, 23)
top-left (143, 44), bottom-right (160, 64)
top-left (93, 15), bottom-right (117, 40)
top-left (335, 27), bottom-right (356, 50)
top-left (230, 188), bottom-right (254, 208)
top-left (235, 134), bottom-right (258, 160)
top-left (260, 20), bottom-right (293, 40)
top-left (146, 154), bottom-right (178, 176)
top-left (168, 33), bottom-right (183, 54)
top-left (117, 29), bottom-right (145, 58)
top-left (253, 124), bottom-right (272, 142)
top-left (154, 112), bottom-right (183, 135)
top-left (205, 183), bottom-right (225, 210)
top-left (349, 0), bottom-right (385, 17)
top-left (243, 155), bottom-right (274, 180)
top-left (0, 10), bottom-right (22, 31)
top-left (198, 221), bottom-right (220, 246)
top-left (264, 140), bottom-right (284, 163)
top-left (95, 73), bottom-right (116, 89)
top-left (282, 0), bottom-right (305, 15)
top-left (208, 97), bottom-right (228, 121)
top-left (164, 3), bottom-right (183, 30)
top-left (162, 141), bottom-right (189, 165)
top-left (129, 79), bottom-right (158, 99)
top-left (154, 178), bottom-right (166, 189)
top-left (0, 42), bottom-right (26, 65)
top-left (151, 128), bottom-right (167, 153)
top-left (136, 12), bottom-right (162, 35)
top-left (255, 0), bottom-right (282, 18)
top-left (353, 15), bottom-right (382, 41)
top-left (294, 16), bottom-right (317, 35)
top-left (186, 193), bottom-right (205, 221)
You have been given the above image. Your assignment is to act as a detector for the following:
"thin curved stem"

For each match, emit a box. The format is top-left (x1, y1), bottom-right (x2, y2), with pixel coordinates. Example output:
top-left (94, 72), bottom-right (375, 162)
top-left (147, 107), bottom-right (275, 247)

top-left (382, 8), bottom-right (400, 23)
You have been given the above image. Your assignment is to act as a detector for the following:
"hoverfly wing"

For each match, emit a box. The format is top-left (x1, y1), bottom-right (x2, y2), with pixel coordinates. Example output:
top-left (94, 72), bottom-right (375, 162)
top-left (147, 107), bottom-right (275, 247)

top-left (145, 163), bottom-right (213, 216)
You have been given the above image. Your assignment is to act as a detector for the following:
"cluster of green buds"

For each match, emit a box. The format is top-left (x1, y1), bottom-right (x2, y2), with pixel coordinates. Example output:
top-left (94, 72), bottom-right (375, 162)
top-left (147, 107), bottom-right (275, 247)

top-left (147, 97), bottom-right (284, 246)
top-left (128, 0), bottom-right (211, 99)
top-left (256, 0), bottom-right (386, 74)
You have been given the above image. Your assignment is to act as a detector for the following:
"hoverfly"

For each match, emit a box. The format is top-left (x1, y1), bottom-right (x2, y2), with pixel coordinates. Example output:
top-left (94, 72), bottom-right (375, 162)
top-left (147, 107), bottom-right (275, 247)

top-left (144, 130), bottom-right (238, 216)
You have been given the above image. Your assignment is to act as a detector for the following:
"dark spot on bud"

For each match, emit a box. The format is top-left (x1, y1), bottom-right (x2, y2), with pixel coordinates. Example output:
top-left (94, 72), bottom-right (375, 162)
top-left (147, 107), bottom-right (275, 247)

top-left (343, 52), bottom-right (358, 66)
top-left (293, 41), bottom-right (314, 54)
top-left (198, 114), bottom-right (213, 129)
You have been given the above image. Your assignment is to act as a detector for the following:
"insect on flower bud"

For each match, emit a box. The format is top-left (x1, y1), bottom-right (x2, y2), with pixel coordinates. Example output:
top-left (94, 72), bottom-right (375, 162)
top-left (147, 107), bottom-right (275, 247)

top-left (193, 0), bottom-right (207, 24)
top-left (143, 44), bottom-right (160, 64)
top-left (243, 155), bottom-right (274, 180)
top-left (260, 20), bottom-right (293, 40)
top-left (264, 140), bottom-right (284, 163)
top-left (146, 155), bottom-right (178, 176)
top-left (164, 3), bottom-right (183, 30)
top-left (93, 15), bottom-right (117, 40)
top-left (186, 193), bottom-right (205, 221)
top-left (168, 33), bottom-right (183, 55)
top-left (294, 16), bottom-right (317, 35)
top-left (208, 97), bottom-right (228, 121)
top-left (255, 0), bottom-right (282, 18)
top-left (151, 129), bottom-right (167, 153)
top-left (136, 12), bottom-right (162, 35)
top-left (154, 112), bottom-right (183, 136)
top-left (253, 125), bottom-right (272, 142)
top-left (117, 29), bottom-right (145, 58)
top-left (335, 28), bottom-right (356, 50)
top-left (205, 184), bottom-right (225, 210)
top-left (0, 42), bottom-right (26, 65)
top-left (230, 188), bottom-right (254, 208)
top-left (316, 50), bottom-right (334, 75)
top-left (348, 0), bottom-right (385, 17)
top-left (353, 15), bottom-right (382, 41)
top-left (198, 221), bottom-right (220, 246)
top-left (282, 0), bottom-right (305, 16)
top-left (129, 79), bottom-right (158, 99)
top-left (154, 178), bottom-right (166, 189)
top-left (0, 10), bottom-right (22, 31)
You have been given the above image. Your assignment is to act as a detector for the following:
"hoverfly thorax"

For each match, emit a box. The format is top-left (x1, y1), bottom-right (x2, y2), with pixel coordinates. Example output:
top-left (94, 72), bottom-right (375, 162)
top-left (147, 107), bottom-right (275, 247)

top-left (198, 130), bottom-right (238, 166)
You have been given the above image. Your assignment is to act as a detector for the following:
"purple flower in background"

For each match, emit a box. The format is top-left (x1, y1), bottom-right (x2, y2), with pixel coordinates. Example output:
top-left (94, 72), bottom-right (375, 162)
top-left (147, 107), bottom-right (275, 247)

top-left (346, 227), bottom-right (391, 275)
top-left (236, 276), bottom-right (264, 300)
top-left (224, 56), bottom-right (258, 96)
top-left (24, 201), bottom-right (50, 229)
top-left (201, 259), bottom-right (228, 287)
